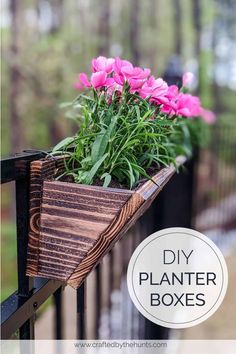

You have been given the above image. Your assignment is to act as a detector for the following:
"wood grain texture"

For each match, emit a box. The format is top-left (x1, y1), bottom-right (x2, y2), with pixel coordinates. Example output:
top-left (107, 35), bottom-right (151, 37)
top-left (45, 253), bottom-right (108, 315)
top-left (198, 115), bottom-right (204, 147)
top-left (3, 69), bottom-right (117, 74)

top-left (26, 158), bottom-right (56, 276)
top-left (67, 162), bottom-right (181, 288)
top-left (26, 155), bottom-right (185, 287)
top-left (26, 155), bottom-right (68, 277)
top-left (67, 192), bottom-right (144, 288)
top-left (37, 181), bottom-right (133, 281)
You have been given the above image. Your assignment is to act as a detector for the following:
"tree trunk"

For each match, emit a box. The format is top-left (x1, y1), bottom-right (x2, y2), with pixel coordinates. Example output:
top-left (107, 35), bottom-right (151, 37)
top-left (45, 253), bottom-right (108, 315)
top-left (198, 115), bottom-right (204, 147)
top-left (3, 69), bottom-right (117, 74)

top-left (192, 0), bottom-right (201, 58)
top-left (9, 0), bottom-right (23, 153)
top-left (192, 0), bottom-right (202, 94)
top-left (173, 0), bottom-right (182, 55)
top-left (50, 0), bottom-right (64, 34)
top-left (48, 0), bottom-right (65, 145)
top-left (97, 0), bottom-right (110, 56)
top-left (148, 0), bottom-right (158, 70)
top-left (130, 0), bottom-right (140, 64)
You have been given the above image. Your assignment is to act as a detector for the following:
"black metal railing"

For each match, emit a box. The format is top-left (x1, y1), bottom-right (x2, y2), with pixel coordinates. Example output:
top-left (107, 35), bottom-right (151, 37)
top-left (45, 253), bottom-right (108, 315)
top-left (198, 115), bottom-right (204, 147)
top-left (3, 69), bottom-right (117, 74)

top-left (1, 152), bottom-right (62, 339)
top-left (1, 150), bottom-right (195, 340)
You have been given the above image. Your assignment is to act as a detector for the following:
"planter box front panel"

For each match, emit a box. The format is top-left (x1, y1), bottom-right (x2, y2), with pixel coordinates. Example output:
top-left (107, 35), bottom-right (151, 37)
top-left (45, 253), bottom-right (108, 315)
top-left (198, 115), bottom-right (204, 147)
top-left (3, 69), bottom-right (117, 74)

top-left (26, 156), bottom-right (185, 288)
top-left (38, 181), bottom-right (133, 281)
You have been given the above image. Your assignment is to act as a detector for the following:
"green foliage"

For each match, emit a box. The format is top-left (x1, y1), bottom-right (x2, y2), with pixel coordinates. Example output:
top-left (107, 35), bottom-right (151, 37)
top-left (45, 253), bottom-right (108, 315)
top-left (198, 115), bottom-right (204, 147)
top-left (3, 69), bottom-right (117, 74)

top-left (1, 222), bottom-right (17, 301)
top-left (52, 87), bottom-right (203, 189)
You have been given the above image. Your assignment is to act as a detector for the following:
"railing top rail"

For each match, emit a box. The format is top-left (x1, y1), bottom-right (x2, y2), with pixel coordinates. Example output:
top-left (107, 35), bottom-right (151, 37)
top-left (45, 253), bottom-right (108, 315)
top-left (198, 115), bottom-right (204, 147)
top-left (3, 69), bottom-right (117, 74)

top-left (1, 151), bottom-right (46, 184)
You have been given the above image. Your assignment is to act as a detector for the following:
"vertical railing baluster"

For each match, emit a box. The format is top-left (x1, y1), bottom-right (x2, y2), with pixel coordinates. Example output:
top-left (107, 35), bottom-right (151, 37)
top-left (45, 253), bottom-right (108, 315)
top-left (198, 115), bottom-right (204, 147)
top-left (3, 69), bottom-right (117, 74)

top-left (53, 286), bottom-right (63, 339)
top-left (130, 227), bottom-right (137, 339)
top-left (77, 282), bottom-right (86, 339)
top-left (15, 175), bottom-right (35, 340)
top-left (95, 265), bottom-right (101, 339)
top-left (108, 250), bottom-right (114, 337)
top-left (121, 236), bottom-right (128, 338)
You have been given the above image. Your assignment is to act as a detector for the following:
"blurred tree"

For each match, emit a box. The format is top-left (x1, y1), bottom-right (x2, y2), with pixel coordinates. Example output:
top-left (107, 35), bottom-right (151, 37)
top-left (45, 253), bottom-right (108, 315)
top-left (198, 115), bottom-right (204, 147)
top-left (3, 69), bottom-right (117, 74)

top-left (148, 0), bottom-right (158, 70)
top-left (192, 0), bottom-right (202, 95)
top-left (192, 0), bottom-right (201, 59)
top-left (9, 0), bottom-right (24, 153)
top-left (130, 0), bottom-right (140, 64)
top-left (98, 0), bottom-right (110, 55)
top-left (48, 0), bottom-right (66, 145)
top-left (50, 0), bottom-right (64, 34)
top-left (173, 0), bottom-right (182, 55)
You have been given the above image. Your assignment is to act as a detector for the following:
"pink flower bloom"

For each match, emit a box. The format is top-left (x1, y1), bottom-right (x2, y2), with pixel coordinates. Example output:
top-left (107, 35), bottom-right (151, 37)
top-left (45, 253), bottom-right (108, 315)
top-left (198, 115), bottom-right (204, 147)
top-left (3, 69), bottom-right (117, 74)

top-left (182, 72), bottom-right (195, 87)
top-left (105, 77), bottom-right (123, 95)
top-left (92, 56), bottom-right (115, 74)
top-left (121, 66), bottom-right (150, 80)
top-left (113, 73), bottom-right (124, 85)
top-left (113, 57), bottom-right (132, 75)
top-left (175, 93), bottom-right (201, 117)
top-left (160, 85), bottom-right (179, 114)
top-left (90, 71), bottom-right (108, 89)
top-left (140, 76), bottom-right (168, 103)
top-left (74, 73), bottom-right (91, 90)
top-left (79, 73), bottom-right (91, 87)
top-left (166, 85), bottom-right (179, 100)
top-left (200, 109), bottom-right (216, 124)
top-left (105, 77), bottom-right (116, 88)
top-left (76, 71), bottom-right (111, 90)
top-left (113, 57), bottom-right (150, 91)
top-left (129, 78), bottom-right (145, 91)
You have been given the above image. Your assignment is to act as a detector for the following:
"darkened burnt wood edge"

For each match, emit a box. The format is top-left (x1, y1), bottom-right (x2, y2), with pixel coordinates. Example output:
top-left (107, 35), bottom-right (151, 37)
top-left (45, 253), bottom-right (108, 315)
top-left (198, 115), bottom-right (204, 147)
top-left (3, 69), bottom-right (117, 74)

top-left (26, 155), bottom-right (68, 276)
top-left (26, 159), bottom-right (56, 276)
top-left (67, 159), bottom-right (184, 289)
top-left (36, 180), bottom-right (133, 281)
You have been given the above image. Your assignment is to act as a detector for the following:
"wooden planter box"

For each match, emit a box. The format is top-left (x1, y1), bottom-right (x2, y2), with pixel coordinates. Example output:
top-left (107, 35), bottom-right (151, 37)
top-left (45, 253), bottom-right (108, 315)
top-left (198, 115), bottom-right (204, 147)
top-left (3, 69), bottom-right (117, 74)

top-left (26, 156), bottom-right (185, 289)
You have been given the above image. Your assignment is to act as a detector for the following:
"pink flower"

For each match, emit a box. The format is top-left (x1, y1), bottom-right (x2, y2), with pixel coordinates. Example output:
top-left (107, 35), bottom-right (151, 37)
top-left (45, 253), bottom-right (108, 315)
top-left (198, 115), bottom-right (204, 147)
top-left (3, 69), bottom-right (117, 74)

top-left (182, 72), bottom-right (195, 87)
top-left (200, 109), bottom-right (216, 124)
top-left (92, 56), bottom-right (115, 74)
top-left (74, 73), bottom-right (91, 90)
top-left (79, 73), bottom-right (91, 87)
top-left (90, 71), bottom-right (108, 89)
top-left (161, 85), bottom-right (179, 114)
top-left (113, 57), bottom-right (150, 92)
top-left (75, 71), bottom-right (111, 90)
top-left (129, 78), bottom-right (145, 91)
top-left (113, 57), bottom-right (133, 75)
top-left (139, 76), bottom-right (168, 103)
top-left (175, 93), bottom-right (201, 117)
top-left (166, 85), bottom-right (179, 100)
top-left (121, 66), bottom-right (150, 80)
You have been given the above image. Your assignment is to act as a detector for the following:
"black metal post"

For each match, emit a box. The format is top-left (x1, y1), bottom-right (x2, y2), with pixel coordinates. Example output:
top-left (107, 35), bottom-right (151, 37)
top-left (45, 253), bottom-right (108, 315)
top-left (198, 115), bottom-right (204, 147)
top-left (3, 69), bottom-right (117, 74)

top-left (15, 171), bottom-right (35, 339)
top-left (144, 158), bottom-right (196, 339)
top-left (77, 282), bottom-right (86, 339)
top-left (95, 265), bottom-right (101, 339)
top-left (53, 286), bottom-right (63, 339)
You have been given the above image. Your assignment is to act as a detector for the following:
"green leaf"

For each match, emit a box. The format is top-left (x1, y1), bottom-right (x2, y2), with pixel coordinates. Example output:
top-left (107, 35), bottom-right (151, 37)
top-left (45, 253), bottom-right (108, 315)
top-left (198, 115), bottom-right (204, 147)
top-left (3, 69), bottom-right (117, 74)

top-left (135, 105), bottom-right (141, 120)
top-left (156, 120), bottom-right (176, 126)
top-left (83, 153), bottom-right (109, 184)
top-left (52, 137), bottom-right (75, 152)
top-left (59, 102), bottom-right (73, 108)
top-left (91, 117), bottom-right (117, 164)
top-left (123, 157), bottom-right (135, 189)
top-left (101, 173), bottom-right (112, 188)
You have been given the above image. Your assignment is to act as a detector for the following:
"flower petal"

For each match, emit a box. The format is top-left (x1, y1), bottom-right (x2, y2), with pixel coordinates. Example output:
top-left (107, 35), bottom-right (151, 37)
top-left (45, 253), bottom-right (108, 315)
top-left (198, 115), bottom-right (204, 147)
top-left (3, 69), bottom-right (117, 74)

top-left (91, 71), bottom-right (107, 88)
top-left (79, 73), bottom-right (91, 87)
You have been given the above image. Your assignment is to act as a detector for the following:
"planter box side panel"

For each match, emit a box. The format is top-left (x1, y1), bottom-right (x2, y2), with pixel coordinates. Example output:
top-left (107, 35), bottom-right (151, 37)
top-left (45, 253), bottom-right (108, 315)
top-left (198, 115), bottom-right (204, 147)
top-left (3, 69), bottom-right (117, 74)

top-left (36, 180), bottom-right (133, 281)
top-left (26, 159), bottom-right (56, 277)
